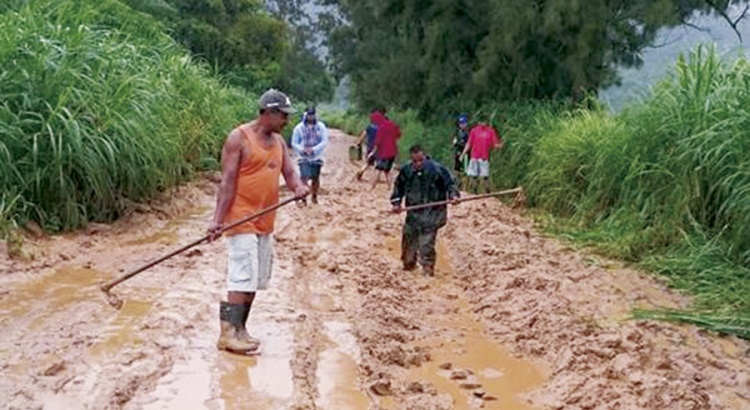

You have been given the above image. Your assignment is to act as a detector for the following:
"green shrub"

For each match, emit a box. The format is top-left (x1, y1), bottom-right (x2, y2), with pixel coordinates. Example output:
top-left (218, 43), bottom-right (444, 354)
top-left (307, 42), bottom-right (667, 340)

top-left (0, 0), bottom-right (254, 231)
top-left (525, 46), bottom-right (750, 337)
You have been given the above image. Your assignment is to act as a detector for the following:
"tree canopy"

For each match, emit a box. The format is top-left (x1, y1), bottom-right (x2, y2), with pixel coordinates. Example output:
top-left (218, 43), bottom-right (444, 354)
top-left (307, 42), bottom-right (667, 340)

top-left (124, 0), bottom-right (334, 102)
top-left (326, 0), bottom-right (749, 114)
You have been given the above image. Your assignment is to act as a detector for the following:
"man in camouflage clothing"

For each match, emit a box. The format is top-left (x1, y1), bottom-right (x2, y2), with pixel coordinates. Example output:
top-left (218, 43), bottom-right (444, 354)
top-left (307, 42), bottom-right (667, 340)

top-left (390, 144), bottom-right (460, 277)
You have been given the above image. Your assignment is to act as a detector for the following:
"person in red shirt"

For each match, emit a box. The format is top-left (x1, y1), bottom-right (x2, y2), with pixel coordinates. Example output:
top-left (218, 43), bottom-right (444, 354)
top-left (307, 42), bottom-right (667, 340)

top-left (461, 122), bottom-right (503, 194)
top-left (370, 111), bottom-right (402, 188)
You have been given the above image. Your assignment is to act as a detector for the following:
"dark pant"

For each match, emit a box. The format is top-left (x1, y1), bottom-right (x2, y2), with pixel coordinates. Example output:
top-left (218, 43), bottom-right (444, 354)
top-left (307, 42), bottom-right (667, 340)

top-left (401, 221), bottom-right (438, 268)
top-left (375, 157), bottom-right (395, 171)
top-left (300, 161), bottom-right (322, 179)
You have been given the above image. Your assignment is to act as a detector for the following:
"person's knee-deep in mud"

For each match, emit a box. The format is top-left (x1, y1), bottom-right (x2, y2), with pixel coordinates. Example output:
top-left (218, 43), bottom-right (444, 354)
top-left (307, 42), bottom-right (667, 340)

top-left (391, 144), bottom-right (459, 277)
top-left (207, 89), bottom-right (309, 355)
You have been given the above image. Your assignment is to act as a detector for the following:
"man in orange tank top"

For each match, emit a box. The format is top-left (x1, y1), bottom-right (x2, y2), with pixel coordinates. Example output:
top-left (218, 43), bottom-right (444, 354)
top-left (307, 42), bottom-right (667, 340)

top-left (207, 89), bottom-right (309, 355)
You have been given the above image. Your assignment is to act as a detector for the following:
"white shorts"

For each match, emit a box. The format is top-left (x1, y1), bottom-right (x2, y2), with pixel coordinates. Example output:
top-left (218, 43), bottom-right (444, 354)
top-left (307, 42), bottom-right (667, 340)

top-left (467, 159), bottom-right (490, 178)
top-left (225, 233), bottom-right (273, 292)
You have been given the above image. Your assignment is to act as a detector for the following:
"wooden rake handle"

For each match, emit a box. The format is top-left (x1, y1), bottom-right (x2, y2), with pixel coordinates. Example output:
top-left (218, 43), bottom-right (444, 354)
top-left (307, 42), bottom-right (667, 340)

top-left (100, 196), bottom-right (300, 293)
top-left (398, 187), bottom-right (523, 212)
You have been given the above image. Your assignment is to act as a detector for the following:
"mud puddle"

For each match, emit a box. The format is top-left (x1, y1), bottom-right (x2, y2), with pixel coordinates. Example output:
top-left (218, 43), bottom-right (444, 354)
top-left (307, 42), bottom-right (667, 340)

top-left (294, 227), bottom-right (369, 408)
top-left (89, 299), bottom-right (155, 356)
top-left (134, 286), bottom-right (298, 410)
top-left (141, 348), bottom-right (214, 410)
top-left (122, 206), bottom-right (210, 248)
top-left (316, 321), bottom-right (370, 409)
top-left (383, 237), bottom-right (546, 409)
top-left (140, 321), bottom-right (294, 409)
top-left (0, 265), bottom-right (105, 373)
top-left (403, 299), bottom-right (545, 409)
top-left (0, 266), bottom-right (102, 327)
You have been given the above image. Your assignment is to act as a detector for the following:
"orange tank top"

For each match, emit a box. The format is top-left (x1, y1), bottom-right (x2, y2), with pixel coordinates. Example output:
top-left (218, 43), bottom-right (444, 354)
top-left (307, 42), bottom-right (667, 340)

top-left (223, 125), bottom-right (284, 236)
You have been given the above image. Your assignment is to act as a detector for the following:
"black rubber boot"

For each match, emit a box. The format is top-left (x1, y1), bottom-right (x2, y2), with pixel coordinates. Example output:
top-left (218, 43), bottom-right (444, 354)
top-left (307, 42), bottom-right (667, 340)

top-left (217, 302), bottom-right (260, 354)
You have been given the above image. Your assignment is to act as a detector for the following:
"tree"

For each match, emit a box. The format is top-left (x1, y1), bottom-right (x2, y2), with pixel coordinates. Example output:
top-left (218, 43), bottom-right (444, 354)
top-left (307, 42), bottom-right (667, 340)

top-left (125, 0), bottom-right (290, 92)
top-left (325, 0), bottom-right (749, 115)
top-left (275, 35), bottom-right (335, 103)
top-left (265, 0), bottom-right (336, 102)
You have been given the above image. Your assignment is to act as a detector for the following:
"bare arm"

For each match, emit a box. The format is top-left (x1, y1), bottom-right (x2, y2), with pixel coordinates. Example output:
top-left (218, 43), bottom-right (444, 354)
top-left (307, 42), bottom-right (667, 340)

top-left (208, 129), bottom-right (243, 239)
top-left (494, 130), bottom-right (504, 150)
top-left (355, 130), bottom-right (366, 146)
top-left (461, 139), bottom-right (471, 157)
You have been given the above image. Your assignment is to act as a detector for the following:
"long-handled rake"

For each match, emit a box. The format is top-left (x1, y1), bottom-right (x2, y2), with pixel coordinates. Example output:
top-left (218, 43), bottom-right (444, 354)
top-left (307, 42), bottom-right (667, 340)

top-left (100, 197), bottom-right (300, 309)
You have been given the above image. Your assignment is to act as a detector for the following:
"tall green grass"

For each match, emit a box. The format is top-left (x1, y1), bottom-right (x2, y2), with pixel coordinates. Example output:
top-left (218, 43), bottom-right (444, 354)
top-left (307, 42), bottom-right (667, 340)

top-left (526, 46), bottom-right (750, 337)
top-left (0, 0), bottom-right (254, 232)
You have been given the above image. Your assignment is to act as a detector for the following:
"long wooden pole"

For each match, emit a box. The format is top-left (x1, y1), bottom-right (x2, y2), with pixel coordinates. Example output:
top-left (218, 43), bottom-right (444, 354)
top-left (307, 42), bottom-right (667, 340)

top-left (100, 197), bottom-right (299, 293)
top-left (399, 187), bottom-right (523, 212)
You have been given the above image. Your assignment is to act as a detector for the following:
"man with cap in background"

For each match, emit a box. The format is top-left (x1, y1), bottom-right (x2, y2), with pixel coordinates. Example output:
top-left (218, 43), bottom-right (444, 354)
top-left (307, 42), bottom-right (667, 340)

top-left (292, 107), bottom-right (329, 204)
top-left (207, 88), bottom-right (309, 355)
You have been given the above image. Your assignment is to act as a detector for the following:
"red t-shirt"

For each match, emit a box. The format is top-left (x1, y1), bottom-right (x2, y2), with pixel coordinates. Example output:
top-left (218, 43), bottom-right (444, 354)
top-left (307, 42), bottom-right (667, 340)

top-left (374, 119), bottom-right (402, 159)
top-left (467, 124), bottom-right (500, 160)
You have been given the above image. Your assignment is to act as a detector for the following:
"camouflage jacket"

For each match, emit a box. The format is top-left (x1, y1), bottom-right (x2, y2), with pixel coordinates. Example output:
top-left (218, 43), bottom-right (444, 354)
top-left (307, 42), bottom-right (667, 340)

top-left (390, 159), bottom-right (459, 228)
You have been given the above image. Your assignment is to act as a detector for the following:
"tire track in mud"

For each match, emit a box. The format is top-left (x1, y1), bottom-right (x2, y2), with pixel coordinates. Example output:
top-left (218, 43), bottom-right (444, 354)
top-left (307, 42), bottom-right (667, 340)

top-left (1, 130), bottom-right (749, 410)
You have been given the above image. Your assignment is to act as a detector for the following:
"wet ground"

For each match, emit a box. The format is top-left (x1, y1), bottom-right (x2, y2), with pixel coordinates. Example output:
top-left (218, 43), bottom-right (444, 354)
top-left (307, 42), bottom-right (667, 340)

top-left (1, 130), bottom-right (749, 409)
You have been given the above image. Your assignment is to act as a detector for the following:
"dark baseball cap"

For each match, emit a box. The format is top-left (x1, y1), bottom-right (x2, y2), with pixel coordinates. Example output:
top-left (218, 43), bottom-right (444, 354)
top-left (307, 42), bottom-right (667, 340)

top-left (258, 89), bottom-right (295, 114)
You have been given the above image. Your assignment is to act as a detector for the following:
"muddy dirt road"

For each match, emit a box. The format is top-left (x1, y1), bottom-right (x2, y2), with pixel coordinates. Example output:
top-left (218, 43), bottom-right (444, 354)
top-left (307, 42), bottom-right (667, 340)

top-left (1, 130), bottom-right (749, 410)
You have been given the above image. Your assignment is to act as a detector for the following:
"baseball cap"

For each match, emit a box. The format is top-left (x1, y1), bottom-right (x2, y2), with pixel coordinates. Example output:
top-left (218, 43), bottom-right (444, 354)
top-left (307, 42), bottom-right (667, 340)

top-left (458, 114), bottom-right (468, 124)
top-left (258, 89), bottom-right (296, 114)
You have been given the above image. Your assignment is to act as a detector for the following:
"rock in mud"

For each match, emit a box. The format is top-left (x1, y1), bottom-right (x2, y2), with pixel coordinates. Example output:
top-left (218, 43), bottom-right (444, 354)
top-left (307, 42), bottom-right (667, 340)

top-left (185, 249), bottom-right (203, 258)
top-left (459, 382), bottom-right (482, 390)
top-left (407, 381), bottom-right (438, 395)
top-left (438, 362), bottom-right (453, 370)
top-left (42, 361), bottom-right (66, 376)
top-left (370, 379), bottom-right (392, 396)
top-left (450, 369), bottom-right (469, 380)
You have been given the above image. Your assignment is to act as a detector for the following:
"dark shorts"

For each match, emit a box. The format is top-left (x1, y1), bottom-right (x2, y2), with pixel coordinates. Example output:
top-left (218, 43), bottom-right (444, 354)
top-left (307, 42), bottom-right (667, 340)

top-left (366, 148), bottom-right (377, 165)
top-left (453, 154), bottom-right (468, 173)
top-left (300, 161), bottom-right (322, 179)
top-left (375, 157), bottom-right (395, 171)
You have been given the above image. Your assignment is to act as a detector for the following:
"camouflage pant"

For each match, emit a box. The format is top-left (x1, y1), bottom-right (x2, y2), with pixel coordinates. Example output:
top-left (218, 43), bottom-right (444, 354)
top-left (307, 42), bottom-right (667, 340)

top-left (401, 221), bottom-right (439, 267)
